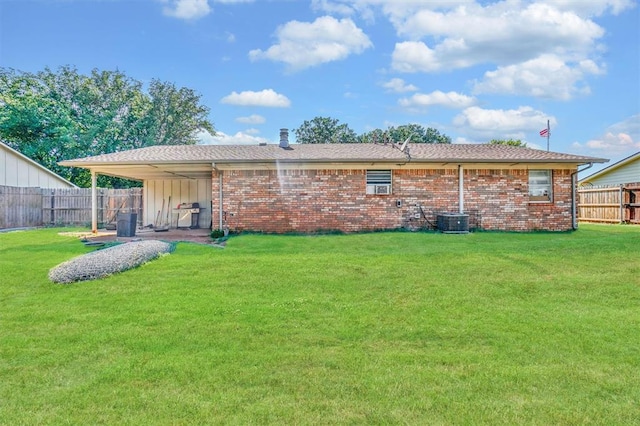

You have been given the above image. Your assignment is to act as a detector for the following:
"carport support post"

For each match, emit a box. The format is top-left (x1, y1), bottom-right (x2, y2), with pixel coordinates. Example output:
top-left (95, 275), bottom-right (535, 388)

top-left (91, 170), bottom-right (98, 234)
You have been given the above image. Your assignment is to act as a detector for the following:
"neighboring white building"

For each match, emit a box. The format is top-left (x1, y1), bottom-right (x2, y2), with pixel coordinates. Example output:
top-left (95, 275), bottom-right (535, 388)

top-left (579, 151), bottom-right (640, 187)
top-left (1, 141), bottom-right (77, 188)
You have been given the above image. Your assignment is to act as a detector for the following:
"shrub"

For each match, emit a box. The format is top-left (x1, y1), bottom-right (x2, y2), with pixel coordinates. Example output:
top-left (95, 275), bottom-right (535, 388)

top-left (210, 229), bottom-right (226, 239)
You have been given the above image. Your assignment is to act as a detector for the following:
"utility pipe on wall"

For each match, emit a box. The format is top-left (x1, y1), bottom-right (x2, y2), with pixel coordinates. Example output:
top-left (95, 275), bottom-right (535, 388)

top-left (219, 173), bottom-right (223, 230)
top-left (458, 165), bottom-right (464, 213)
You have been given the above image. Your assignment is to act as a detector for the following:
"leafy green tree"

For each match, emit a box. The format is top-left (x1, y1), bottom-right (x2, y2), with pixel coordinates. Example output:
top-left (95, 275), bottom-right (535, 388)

top-left (358, 128), bottom-right (388, 143)
top-left (294, 116), bottom-right (358, 144)
top-left (360, 124), bottom-right (451, 144)
top-left (142, 79), bottom-right (214, 146)
top-left (488, 139), bottom-right (527, 147)
top-left (0, 66), bottom-right (215, 188)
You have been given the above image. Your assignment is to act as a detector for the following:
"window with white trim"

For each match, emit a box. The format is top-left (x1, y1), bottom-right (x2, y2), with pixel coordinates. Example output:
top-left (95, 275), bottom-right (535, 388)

top-left (529, 170), bottom-right (552, 202)
top-left (366, 170), bottom-right (392, 195)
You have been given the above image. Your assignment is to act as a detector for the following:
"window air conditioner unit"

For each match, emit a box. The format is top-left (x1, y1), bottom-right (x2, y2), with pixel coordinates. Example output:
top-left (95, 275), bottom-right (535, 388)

top-left (375, 184), bottom-right (390, 195)
top-left (437, 213), bottom-right (469, 234)
top-left (366, 184), bottom-right (391, 195)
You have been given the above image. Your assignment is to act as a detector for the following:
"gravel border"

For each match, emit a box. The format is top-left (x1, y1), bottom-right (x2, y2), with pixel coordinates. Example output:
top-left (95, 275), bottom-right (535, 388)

top-left (49, 240), bottom-right (173, 284)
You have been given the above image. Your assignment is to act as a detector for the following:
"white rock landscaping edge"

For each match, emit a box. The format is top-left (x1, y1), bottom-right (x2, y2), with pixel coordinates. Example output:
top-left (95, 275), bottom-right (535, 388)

top-left (49, 240), bottom-right (173, 284)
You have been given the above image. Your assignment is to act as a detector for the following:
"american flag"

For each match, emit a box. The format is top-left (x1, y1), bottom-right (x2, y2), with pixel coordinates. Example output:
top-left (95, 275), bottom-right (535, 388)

top-left (539, 128), bottom-right (549, 137)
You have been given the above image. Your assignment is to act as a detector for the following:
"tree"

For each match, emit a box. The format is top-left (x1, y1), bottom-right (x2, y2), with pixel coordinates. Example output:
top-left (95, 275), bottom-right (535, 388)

top-left (358, 128), bottom-right (387, 144)
top-left (0, 66), bottom-right (215, 187)
top-left (142, 79), bottom-right (215, 146)
top-left (294, 116), bottom-right (358, 144)
top-left (359, 124), bottom-right (451, 144)
top-left (488, 139), bottom-right (527, 147)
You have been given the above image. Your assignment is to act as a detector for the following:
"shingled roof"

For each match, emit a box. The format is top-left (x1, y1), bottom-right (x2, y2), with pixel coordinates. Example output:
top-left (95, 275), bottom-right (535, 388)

top-left (59, 143), bottom-right (607, 181)
top-left (62, 143), bottom-right (605, 164)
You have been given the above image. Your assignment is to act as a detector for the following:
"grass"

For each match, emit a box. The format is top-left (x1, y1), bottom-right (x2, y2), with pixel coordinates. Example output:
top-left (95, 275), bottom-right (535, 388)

top-left (1, 224), bottom-right (639, 424)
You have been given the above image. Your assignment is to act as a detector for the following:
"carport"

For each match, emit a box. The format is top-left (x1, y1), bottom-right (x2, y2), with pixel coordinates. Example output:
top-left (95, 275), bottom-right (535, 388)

top-left (60, 148), bottom-right (214, 233)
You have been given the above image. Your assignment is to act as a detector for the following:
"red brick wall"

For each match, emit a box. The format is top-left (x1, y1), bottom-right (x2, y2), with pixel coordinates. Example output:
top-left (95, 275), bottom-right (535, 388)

top-left (212, 167), bottom-right (575, 233)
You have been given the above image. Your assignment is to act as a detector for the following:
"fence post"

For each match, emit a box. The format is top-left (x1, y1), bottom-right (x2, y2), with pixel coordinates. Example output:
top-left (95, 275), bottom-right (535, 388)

top-left (619, 185), bottom-right (624, 224)
top-left (50, 189), bottom-right (55, 225)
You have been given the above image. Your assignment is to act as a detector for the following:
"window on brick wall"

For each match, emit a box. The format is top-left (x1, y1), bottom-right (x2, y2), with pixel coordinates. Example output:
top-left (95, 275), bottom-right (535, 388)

top-left (529, 170), bottom-right (552, 202)
top-left (366, 170), bottom-right (392, 195)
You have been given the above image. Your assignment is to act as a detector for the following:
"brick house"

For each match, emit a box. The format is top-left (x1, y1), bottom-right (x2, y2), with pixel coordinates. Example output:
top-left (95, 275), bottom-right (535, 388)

top-left (60, 135), bottom-right (606, 233)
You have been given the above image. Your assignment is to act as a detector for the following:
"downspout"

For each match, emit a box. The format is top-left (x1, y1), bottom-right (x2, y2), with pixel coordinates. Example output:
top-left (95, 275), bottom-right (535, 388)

top-left (458, 165), bottom-right (464, 213)
top-left (571, 162), bottom-right (593, 230)
top-left (91, 170), bottom-right (97, 234)
top-left (219, 173), bottom-right (223, 230)
top-left (213, 163), bottom-right (223, 230)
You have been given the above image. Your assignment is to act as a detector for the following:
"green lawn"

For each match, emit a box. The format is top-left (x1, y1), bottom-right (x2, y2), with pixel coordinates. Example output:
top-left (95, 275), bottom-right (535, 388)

top-left (1, 225), bottom-right (639, 424)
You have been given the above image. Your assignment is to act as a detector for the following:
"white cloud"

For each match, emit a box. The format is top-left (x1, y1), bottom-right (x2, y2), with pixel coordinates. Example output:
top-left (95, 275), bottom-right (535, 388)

top-left (540, 0), bottom-right (636, 17)
top-left (395, 2), bottom-right (603, 45)
top-left (572, 114), bottom-right (640, 155)
top-left (391, 41), bottom-right (442, 73)
top-left (196, 129), bottom-right (217, 144)
top-left (220, 89), bottom-right (291, 107)
top-left (309, 1), bottom-right (628, 100)
top-left (453, 106), bottom-right (555, 140)
top-left (311, 0), bottom-right (356, 16)
top-left (399, 90), bottom-right (476, 110)
top-left (390, 3), bottom-right (604, 74)
top-left (310, 0), bottom-right (382, 22)
top-left (452, 136), bottom-right (478, 144)
top-left (162, 0), bottom-right (211, 20)
top-left (388, 1), bottom-right (612, 100)
top-left (381, 78), bottom-right (418, 93)
top-left (248, 16), bottom-right (373, 71)
top-left (312, 0), bottom-right (634, 25)
top-left (473, 54), bottom-right (605, 100)
top-left (198, 130), bottom-right (272, 145)
top-left (584, 133), bottom-right (639, 150)
top-left (235, 114), bottom-right (266, 124)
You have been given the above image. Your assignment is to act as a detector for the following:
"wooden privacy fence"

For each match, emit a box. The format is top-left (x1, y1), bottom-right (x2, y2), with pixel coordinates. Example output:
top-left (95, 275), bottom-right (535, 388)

top-left (0, 186), bottom-right (142, 229)
top-left (577, 183), bottom-right (640, 224)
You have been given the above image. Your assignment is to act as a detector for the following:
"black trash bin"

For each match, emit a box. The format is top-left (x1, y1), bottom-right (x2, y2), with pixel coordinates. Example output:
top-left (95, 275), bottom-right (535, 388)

top-left (117, 213), bottom-right (137, 237)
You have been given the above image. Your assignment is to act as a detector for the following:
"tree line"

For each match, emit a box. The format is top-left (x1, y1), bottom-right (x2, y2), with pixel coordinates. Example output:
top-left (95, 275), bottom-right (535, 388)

top-left (0, 66), bottom-right (214, 187)
top-left (293, 117), bottom-right (452, 144)
top-left (293, 117), bottom-right (525, 147)
top-left (1, 67), bottom-right (524, 188)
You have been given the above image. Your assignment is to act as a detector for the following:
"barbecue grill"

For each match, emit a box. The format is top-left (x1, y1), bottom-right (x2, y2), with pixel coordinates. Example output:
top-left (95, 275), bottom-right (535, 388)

top-left (174, 202), bottom-right (200, 229)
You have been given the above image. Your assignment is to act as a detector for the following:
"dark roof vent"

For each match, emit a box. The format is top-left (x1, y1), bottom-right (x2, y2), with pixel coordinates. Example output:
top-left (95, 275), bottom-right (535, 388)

top-left (279, 128), bottom-right (292, 149)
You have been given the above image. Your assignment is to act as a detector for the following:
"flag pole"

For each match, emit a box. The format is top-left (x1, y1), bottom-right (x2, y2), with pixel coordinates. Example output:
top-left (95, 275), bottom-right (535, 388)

top-left (546, 119), bottom-right (550, 152)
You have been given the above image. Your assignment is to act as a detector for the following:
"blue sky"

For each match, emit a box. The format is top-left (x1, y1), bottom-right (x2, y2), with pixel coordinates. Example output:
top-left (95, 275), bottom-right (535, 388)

top-left (1, 0), bottom-right (638, 175)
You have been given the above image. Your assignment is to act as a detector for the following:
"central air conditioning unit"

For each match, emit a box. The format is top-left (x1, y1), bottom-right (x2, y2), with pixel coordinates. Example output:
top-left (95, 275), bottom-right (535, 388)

top-left (437, 213), bottom-right (469, 234)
